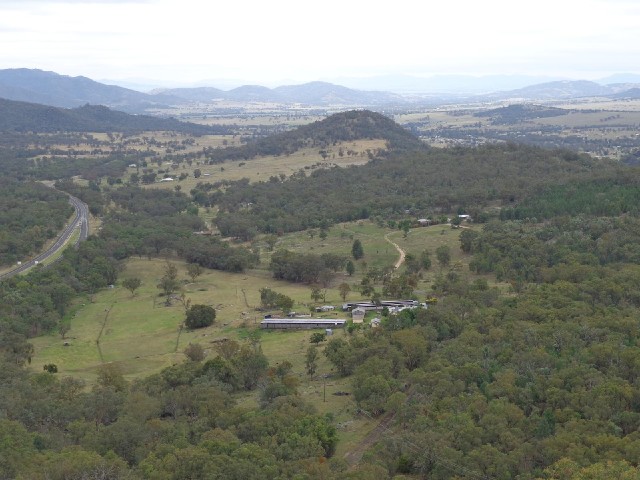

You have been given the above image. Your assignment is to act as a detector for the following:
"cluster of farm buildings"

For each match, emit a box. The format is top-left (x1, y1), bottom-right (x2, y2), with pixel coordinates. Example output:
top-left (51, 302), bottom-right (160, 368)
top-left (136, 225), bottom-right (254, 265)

top-left (259, 299), bottom-right (427, 330)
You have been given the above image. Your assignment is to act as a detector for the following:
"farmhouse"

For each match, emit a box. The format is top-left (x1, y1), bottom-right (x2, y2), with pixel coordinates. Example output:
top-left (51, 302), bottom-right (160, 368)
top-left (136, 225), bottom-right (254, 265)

top-left (342, 300), bottom-right (421, 312)
top-left (351, 307), bottom-right (366, 323)
top-left (260, 318), bottom-right (346, 330)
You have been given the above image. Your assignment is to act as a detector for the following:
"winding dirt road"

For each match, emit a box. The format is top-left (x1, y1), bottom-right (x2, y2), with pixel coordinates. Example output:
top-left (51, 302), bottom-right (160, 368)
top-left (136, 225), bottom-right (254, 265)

top-left (384, 233), bottom-right (406, 269)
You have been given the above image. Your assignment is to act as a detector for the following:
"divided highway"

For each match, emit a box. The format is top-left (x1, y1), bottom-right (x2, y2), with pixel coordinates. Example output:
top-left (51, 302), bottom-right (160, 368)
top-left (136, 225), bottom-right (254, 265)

top-left (0, 192), bottom-right (89, 280)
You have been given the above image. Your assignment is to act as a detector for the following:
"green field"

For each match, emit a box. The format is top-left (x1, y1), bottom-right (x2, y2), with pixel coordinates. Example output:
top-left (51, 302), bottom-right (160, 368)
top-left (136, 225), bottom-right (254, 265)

top-left (29, 220), bottom-right (479, 383)
top-left (29, 258), bottom-right (314, 382)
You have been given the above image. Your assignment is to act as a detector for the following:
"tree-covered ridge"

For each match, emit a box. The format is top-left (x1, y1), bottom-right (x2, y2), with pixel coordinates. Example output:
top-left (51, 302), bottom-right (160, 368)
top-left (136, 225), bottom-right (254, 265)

top-left (465, 216), bottom-right (640, 284)
top-left (0, 178), bottom-right (72, 266)
top-left (0, 98), bottom-right (221, 135)
top-left (202, 109), bottom-right (424, 163)
top-left (474, 104), bottom-right (571, 124)
top-left (203, 143), bottom-right (618, 237)
top-left (500, 175), bottom-right (640, 220)
top-left (92, 185), bottom-right (259, 272)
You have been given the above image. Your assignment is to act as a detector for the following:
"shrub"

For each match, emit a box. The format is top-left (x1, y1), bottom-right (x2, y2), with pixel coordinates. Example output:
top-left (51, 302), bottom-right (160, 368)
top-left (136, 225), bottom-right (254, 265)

top-left (185, 304), bottom-right (216, 329)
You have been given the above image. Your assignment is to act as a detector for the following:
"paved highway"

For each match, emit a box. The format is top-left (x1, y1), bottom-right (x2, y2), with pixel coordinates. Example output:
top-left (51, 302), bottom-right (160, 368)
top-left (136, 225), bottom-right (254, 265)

top-left (0, 191), bottom-right (89, 280)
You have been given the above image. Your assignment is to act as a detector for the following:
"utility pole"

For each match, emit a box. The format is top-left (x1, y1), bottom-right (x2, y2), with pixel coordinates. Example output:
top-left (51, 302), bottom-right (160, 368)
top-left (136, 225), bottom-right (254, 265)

top-left (323, 374), bottom-right (327, 403)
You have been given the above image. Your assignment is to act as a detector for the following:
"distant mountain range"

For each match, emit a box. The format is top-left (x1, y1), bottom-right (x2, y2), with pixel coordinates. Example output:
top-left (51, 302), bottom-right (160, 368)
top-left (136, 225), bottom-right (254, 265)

top-left (155, 81), bottom-right (404, 105)
top-left (0, 69), bottom-right (185, 112)
top-left (1, 69), bottom-right (640, 113)
top-left (609, 87), bottom-right (640, 100)
top-left (476, 80), bottom-right (640, 102)
top-left (329, 74), bottom-right (569, 94)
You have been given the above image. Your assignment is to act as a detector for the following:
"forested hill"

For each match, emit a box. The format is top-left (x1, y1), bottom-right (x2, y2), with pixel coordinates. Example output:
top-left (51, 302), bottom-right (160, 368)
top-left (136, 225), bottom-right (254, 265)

top-left (205, 144), bottom-right (622, 237)
top-left (0, 98), bottom-right (218, 135)
top-left (205, 110), bottom-right (424, 163)
top-left (293, 110), bottom-right (424, 150)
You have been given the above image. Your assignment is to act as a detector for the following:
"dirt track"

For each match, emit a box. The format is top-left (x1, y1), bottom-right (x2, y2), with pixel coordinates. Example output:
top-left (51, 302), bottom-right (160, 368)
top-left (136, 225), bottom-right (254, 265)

top-left (343, 412), bottom-right (396, 468)
top-left (384, 233), bottom-right (406, 269)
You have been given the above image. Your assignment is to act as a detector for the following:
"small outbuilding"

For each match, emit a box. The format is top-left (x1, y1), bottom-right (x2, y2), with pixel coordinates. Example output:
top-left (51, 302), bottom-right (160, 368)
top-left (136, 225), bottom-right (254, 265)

top-left (315, 305), bottom-right (335, 312)
top-left (351, 307), bottom-right (366, 324)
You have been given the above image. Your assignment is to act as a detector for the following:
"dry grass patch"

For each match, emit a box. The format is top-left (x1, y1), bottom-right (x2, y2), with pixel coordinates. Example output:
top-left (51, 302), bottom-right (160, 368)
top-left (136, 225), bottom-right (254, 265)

top-left (145, 139), bottom-right (386, 191)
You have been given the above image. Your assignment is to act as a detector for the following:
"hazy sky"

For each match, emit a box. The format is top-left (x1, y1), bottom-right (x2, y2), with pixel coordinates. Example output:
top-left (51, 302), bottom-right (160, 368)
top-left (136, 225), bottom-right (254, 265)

top-left (1, 0), bottom-right (639, 86)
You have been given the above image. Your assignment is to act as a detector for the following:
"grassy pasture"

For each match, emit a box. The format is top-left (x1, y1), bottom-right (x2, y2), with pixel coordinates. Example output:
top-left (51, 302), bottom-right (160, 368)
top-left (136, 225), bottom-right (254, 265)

top-left (28, 257), bottom-right (344, 383)
top-left (30, 131), bottom-right (241, 159)
top-left (270, 221), bottom-right (399, 274)
top-left (534, 110), bottom-right (640, 129)
top-left (28, 220), bottom-right (476, 383)
top-left (556, 99), bottom-right (640, 112)
top-left (396, 102), bottom-right (640, 128)
top-left (143, 139), bottom-right (386, 191)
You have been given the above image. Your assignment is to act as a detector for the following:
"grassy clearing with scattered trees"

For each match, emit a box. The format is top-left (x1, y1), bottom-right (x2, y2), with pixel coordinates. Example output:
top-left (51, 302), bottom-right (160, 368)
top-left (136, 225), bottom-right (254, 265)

top-left (29, 221), bottom-right (476, 382)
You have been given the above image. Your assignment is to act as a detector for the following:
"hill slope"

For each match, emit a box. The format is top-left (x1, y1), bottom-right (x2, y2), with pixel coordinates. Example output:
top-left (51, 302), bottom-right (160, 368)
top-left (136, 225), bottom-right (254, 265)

top-left (0, 98), bottom-right (216, 134)
top-left (205, 142), bottom-right (620, 236)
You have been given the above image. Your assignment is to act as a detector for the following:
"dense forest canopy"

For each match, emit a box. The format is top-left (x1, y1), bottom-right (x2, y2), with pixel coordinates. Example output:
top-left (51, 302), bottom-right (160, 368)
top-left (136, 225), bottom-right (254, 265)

top-left (0, 178), bottom-right (72, 266)
top-left (316, 212), bottom-right (640, 478)
top-left (500, 176), bottom-right (640, 220)
top-left (474, 104), bottom-right (572, 124)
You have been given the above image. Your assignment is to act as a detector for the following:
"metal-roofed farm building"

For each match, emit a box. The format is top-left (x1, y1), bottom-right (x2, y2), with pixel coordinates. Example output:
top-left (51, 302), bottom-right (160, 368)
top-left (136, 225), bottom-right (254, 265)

top-left (260, 318), bottom-right (347, 330)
